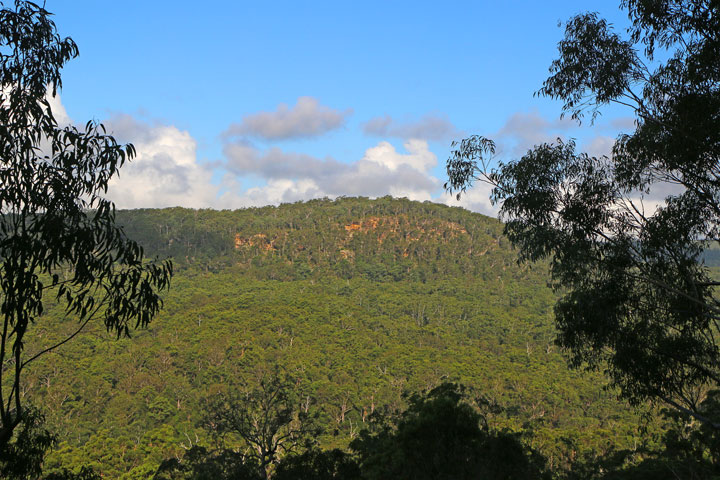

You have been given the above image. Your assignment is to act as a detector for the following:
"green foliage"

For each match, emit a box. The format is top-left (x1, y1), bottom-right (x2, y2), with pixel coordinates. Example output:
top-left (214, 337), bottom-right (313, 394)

top-left (43, 466), bottom-right (101, 480)
top-left (561, 400), bottom-right (720, 480)
top-left (202, 367), bottom-right (321, 479)
top-left (446, 0), bottom-right (720, 431)
top-left (0, 406), bottom-right (55, 480)
top-left (273, 449), bottom-right (360, 480)
top-left (351, 383), bottom-right (549, 480)
top-left (633, 394), bottom-right (720, 478)
top-left (153, 446), bottom-right (261, 480)
top-left (29, 198), bottom-right (657, 478)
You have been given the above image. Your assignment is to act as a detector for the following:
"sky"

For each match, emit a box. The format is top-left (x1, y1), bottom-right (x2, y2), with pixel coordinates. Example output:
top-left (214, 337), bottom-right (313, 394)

top-left (46, 1), bottom-right (635, 215)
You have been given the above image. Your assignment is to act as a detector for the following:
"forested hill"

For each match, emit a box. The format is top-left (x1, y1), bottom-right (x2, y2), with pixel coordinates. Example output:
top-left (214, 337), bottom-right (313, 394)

top-left (33, 197), bottom-right (659, 478)
top-left (115, 196), bottom-right (520, 282)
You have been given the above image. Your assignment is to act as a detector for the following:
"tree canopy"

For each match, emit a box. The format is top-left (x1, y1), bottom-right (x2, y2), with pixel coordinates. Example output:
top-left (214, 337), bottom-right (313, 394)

top-left (350, 383), bottom-right (548, 480)
top-left (32, 199), bottom-right (649, 478)
top-left (446, 0), bottom-right (720, 429)
top-left (0, 0), bottom-right (171, 472)
top-left (202, 368), bottom-right (321, 480)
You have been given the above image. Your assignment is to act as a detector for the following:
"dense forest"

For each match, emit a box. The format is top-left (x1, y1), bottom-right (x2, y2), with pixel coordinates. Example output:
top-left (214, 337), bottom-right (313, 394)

top-left (19, 197), bottom-right (696, 478)
top-left (2, 0), bottom-right (719, 477)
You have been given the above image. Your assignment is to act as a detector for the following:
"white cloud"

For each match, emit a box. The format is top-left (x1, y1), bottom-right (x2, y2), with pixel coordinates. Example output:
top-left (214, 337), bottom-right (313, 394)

top-left (362, 139), bottom-right (436, 172)
top-left (105, 115), bottom-right (242, 209)
top-left (21, 95), bottom-right (451, 211)
top-left (223, 96), bottom-right (351, 140)
top-left (36, 99), bottom-right (568, 214)
top-left (223, 143), bottom-right (348, 180)
top-left (78, 113), bottom-right (444, 210)
top-left (222, 139), bottom-right (440, 203)
top-left (16, 95), bottom-right (240, 209)
top-left (362, 113), bottom-right (462, 142)
top-left (235, 179), bottom-right (325, 207)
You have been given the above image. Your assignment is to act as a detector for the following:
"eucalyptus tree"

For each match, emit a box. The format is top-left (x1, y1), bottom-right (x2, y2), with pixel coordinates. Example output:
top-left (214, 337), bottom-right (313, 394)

top-left (0, 0), bottom-right (171, 471)
top-left (203, 369), bottom-right (320, 480)
top-left (446, 0), bottom-right (720, 429)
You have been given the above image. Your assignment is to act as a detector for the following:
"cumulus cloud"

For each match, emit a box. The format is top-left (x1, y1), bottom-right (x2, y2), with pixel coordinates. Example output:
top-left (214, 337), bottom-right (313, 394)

top-left (21, 94), bottom-right (241, 209)
top-left (41, 96), bottom-right (564, 214)
top-left (362, 139), bottom-right (436, 171)
top-left (222, 139), bottom-right (440, 202)
top-left (105, 115), bottom-right (242, 209)
top-left (234, 179), bottom-right (325, 207)
top-left (223, 96), bottom-right (351, 140)
top-left (41, 98), bottom-right (444, 210)
top-left (24, 94), bottom-right (449, 211)
top-left (362, 113), bottom-right (462, 142)
top-left (224, 143), bottom-right (348, 181)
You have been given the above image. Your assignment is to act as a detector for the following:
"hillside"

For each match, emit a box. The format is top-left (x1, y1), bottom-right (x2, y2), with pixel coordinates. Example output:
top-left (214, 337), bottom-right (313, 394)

top-left (25, 197), bottom-right (659, 478)
top-left (114, 196), bottom-right (518, 281)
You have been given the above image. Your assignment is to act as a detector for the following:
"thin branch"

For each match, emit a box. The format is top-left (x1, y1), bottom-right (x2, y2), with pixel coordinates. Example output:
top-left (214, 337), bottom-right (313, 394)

top-left (660, 394), bottom-right (720, 430)
top-left (21, 298), bottom-right (106, 369)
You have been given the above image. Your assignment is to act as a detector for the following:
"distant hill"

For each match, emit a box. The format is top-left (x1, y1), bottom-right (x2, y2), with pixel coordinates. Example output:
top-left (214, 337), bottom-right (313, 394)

top-left (114, 196), bottom-right (516, 282)
top-left (30, 197), bottom-right (661, 478)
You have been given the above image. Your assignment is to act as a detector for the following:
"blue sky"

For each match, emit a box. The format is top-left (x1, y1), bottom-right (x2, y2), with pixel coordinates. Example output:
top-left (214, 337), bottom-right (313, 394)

top-left (47, 1), bottom-right (633, 213)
